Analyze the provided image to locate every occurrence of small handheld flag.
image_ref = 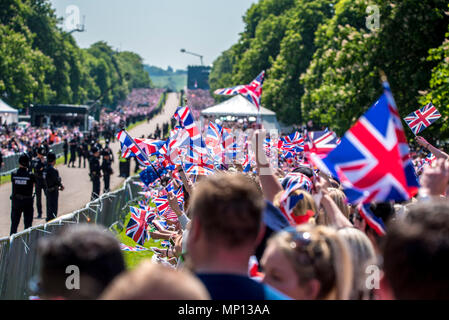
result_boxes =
[403,103,441,135]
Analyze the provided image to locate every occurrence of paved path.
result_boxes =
[0,92,180,236]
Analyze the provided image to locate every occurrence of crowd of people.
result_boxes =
[1,88,165,159]
[8,88,166,235]
[186,89,215,119]
[27,119,449,300]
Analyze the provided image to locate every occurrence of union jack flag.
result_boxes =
[417,152,436,173]
[134,138,165,156]
[206,121,223,146]
[214,71,265,110]
[312,81,419,204]
[281,132,304,149]
[174,106,208,154]
[117,130,151,166]
[183,163,215,176]
[278,173,314,225]
[306,130,339,158]
[120,243,150,252]
[403,103,441,135]
[357,204,386,236]
[153,187,183,220]
[126,206,154,245]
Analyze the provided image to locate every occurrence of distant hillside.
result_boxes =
[144,65,187,91]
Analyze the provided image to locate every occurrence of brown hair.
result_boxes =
[100,261,210,300]
[268,224,353,300]
[189,172,265,248]
[383,200,449,299]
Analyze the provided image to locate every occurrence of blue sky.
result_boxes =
[49,0,256,70]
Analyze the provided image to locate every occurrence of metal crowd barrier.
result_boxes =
[0,142,64,176]
[0,175,141,300]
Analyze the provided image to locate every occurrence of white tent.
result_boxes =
[0,99,18,124]
[200,95,280,130]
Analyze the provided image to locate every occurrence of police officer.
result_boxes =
[32,147,47,219]
[102,139,114,163]
[101,150,113,193]
[63,138,69,165]
[89,147,102,200]
[10,155,35,235]
[44,151,64,222]
[81,138,89,168]
[69,136,77,168]
[77,138,84,168]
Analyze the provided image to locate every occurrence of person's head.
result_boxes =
[187,173,265,271]
[362,202,395,252]
[382,200,449,299]
[316,188,350,226]
[337,227,377,300]
[273,189,317,225]
[47,152,56,165]
[37,224,125,299]
[261,224,353,300]
[292,166,314,179]
[101,261,210,300]
[37,146,46,158]
[19,154,30,168]
[328,188,350,218]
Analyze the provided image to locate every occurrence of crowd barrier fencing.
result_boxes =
[0,142,65,176]
[0,175,142,300]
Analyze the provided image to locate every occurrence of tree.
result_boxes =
[0,24,54,108]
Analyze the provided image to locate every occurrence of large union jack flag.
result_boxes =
[312,82,419,204]
[214,71,265,110]
[125,206,154,245]
[403,102,441,135]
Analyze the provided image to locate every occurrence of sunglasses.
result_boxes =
[282,227,325,265]
[283,227,312,246]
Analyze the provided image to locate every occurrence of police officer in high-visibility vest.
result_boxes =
[89,147,102,200]
[44,152,64,222]
[118,150,130,177]
[32,146,47,219]
[10,154,35,235]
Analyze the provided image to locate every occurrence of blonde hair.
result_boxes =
[337,227,377,300]
[328,188,350,219]
[268,224,353,300]
[273,189,317,222]
[315,188,350,226]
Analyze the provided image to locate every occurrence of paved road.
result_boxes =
[0,92,180,237]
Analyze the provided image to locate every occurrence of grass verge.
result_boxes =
[111,201,165,269]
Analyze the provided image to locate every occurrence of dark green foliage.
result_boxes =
[0,0,151,109]
[210,0,449,140]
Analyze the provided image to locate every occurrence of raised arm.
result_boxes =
[254,130,283,202]
[315,176,353,229]
[416,136,449,159]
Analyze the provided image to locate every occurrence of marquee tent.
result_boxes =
[200,95,280,130]
[0,99,18,124]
